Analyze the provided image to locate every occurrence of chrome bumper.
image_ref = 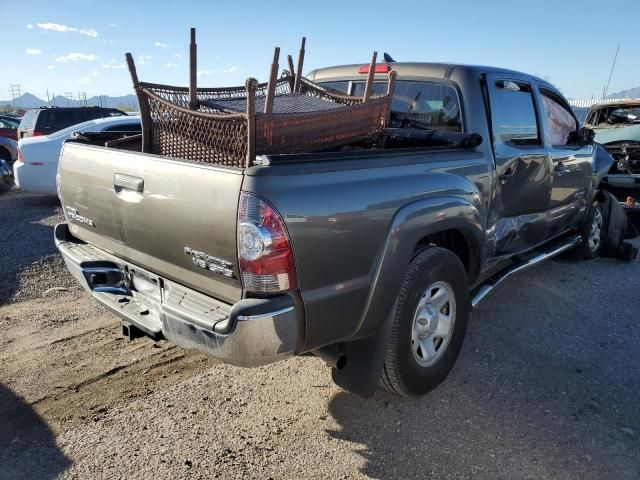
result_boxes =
[54,223,298,367]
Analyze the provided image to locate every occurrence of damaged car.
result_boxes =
[585,101,640,201]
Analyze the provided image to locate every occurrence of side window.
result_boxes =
[103,123,141,132]
[41,110,76,130]
[540,90,578,146]
[491,80,540,146]
[85,110,105,121]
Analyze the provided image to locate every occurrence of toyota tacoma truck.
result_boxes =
[55,62,609,398]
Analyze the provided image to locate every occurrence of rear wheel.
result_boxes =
[380,247,470,397]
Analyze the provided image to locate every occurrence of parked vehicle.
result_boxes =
[14,116,140,195]
[0,115,20,141]
[17,106,128,139]
[0,136,17,164]
[56,62,610,398]
[585,101,640,204]
[0,158,13,192]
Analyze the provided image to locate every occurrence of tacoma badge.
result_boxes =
[184,247,234,278]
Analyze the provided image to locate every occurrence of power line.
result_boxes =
[8,84,22,108]
[602,43,620,100]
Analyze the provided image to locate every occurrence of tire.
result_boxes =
[575,202,604,260]
[379,247,470,397]
[0,147,11,163]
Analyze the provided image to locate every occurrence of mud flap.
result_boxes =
[331,301,396,398]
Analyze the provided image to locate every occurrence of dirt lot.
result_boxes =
[0,190,639,479]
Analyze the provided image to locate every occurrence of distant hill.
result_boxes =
[606,86,640,99]
[0,92,138,109]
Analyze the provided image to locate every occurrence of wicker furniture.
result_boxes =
[126,30,396,168]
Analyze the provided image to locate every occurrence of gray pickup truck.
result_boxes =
[55,62,608,398]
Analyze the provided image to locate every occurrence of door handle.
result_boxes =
[114,173,144,192]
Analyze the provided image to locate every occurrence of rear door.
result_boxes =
[537,86,593,236]
[485,74,553,255]
[58,142,244,303]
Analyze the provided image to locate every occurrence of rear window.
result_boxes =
[38,109,77,130]
[319,80,462,132]
[0,117,19,128]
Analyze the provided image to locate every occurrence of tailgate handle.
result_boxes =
[114,173,144,192]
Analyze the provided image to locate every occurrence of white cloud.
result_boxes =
[27,24,34,29]
[47,65,55,70]
[102,62,125,69]
[173,53,182,59]
[137,54,152,65]
[79,28,98,38]
[222,66,237,73]
[36,22,98,38]
[109,23,122,28]
[197,69,213,77]
[55,53,98,63]
[164,63,179,68]
[75,70,99,85]
[26,48,42,55]
[154,41,168,48]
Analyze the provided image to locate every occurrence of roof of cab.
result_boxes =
[306,62,544,84]
[587,100,640,111]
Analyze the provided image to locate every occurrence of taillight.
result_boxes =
[238,192,297,293]
[33,131,44,137]
[16,146,23,164]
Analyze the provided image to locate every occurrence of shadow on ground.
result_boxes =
[0,191,61,303]
[0,384,72,479]
[327,255,640,479]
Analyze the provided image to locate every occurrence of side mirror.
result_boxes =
[578,126,595,146]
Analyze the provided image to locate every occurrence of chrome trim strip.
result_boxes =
[236,306,294,321]
[83,267,123,274]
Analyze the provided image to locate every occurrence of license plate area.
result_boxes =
[128,267,162,314]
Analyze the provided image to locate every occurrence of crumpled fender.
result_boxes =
[593,143,614,187]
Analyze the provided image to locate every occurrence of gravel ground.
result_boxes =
[0,189,638,479]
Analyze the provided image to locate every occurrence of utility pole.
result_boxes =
[64,92,74,106]
[8,84,22,108]
[77,91,87,106]
[602,43,620,100]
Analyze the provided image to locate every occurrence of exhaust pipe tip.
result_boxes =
[313,346,348,370]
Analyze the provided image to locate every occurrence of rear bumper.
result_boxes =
[54,223,298,367]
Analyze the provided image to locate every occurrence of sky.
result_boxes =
[1,0,639,101]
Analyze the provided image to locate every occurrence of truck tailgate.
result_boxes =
[58,142,243,304]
